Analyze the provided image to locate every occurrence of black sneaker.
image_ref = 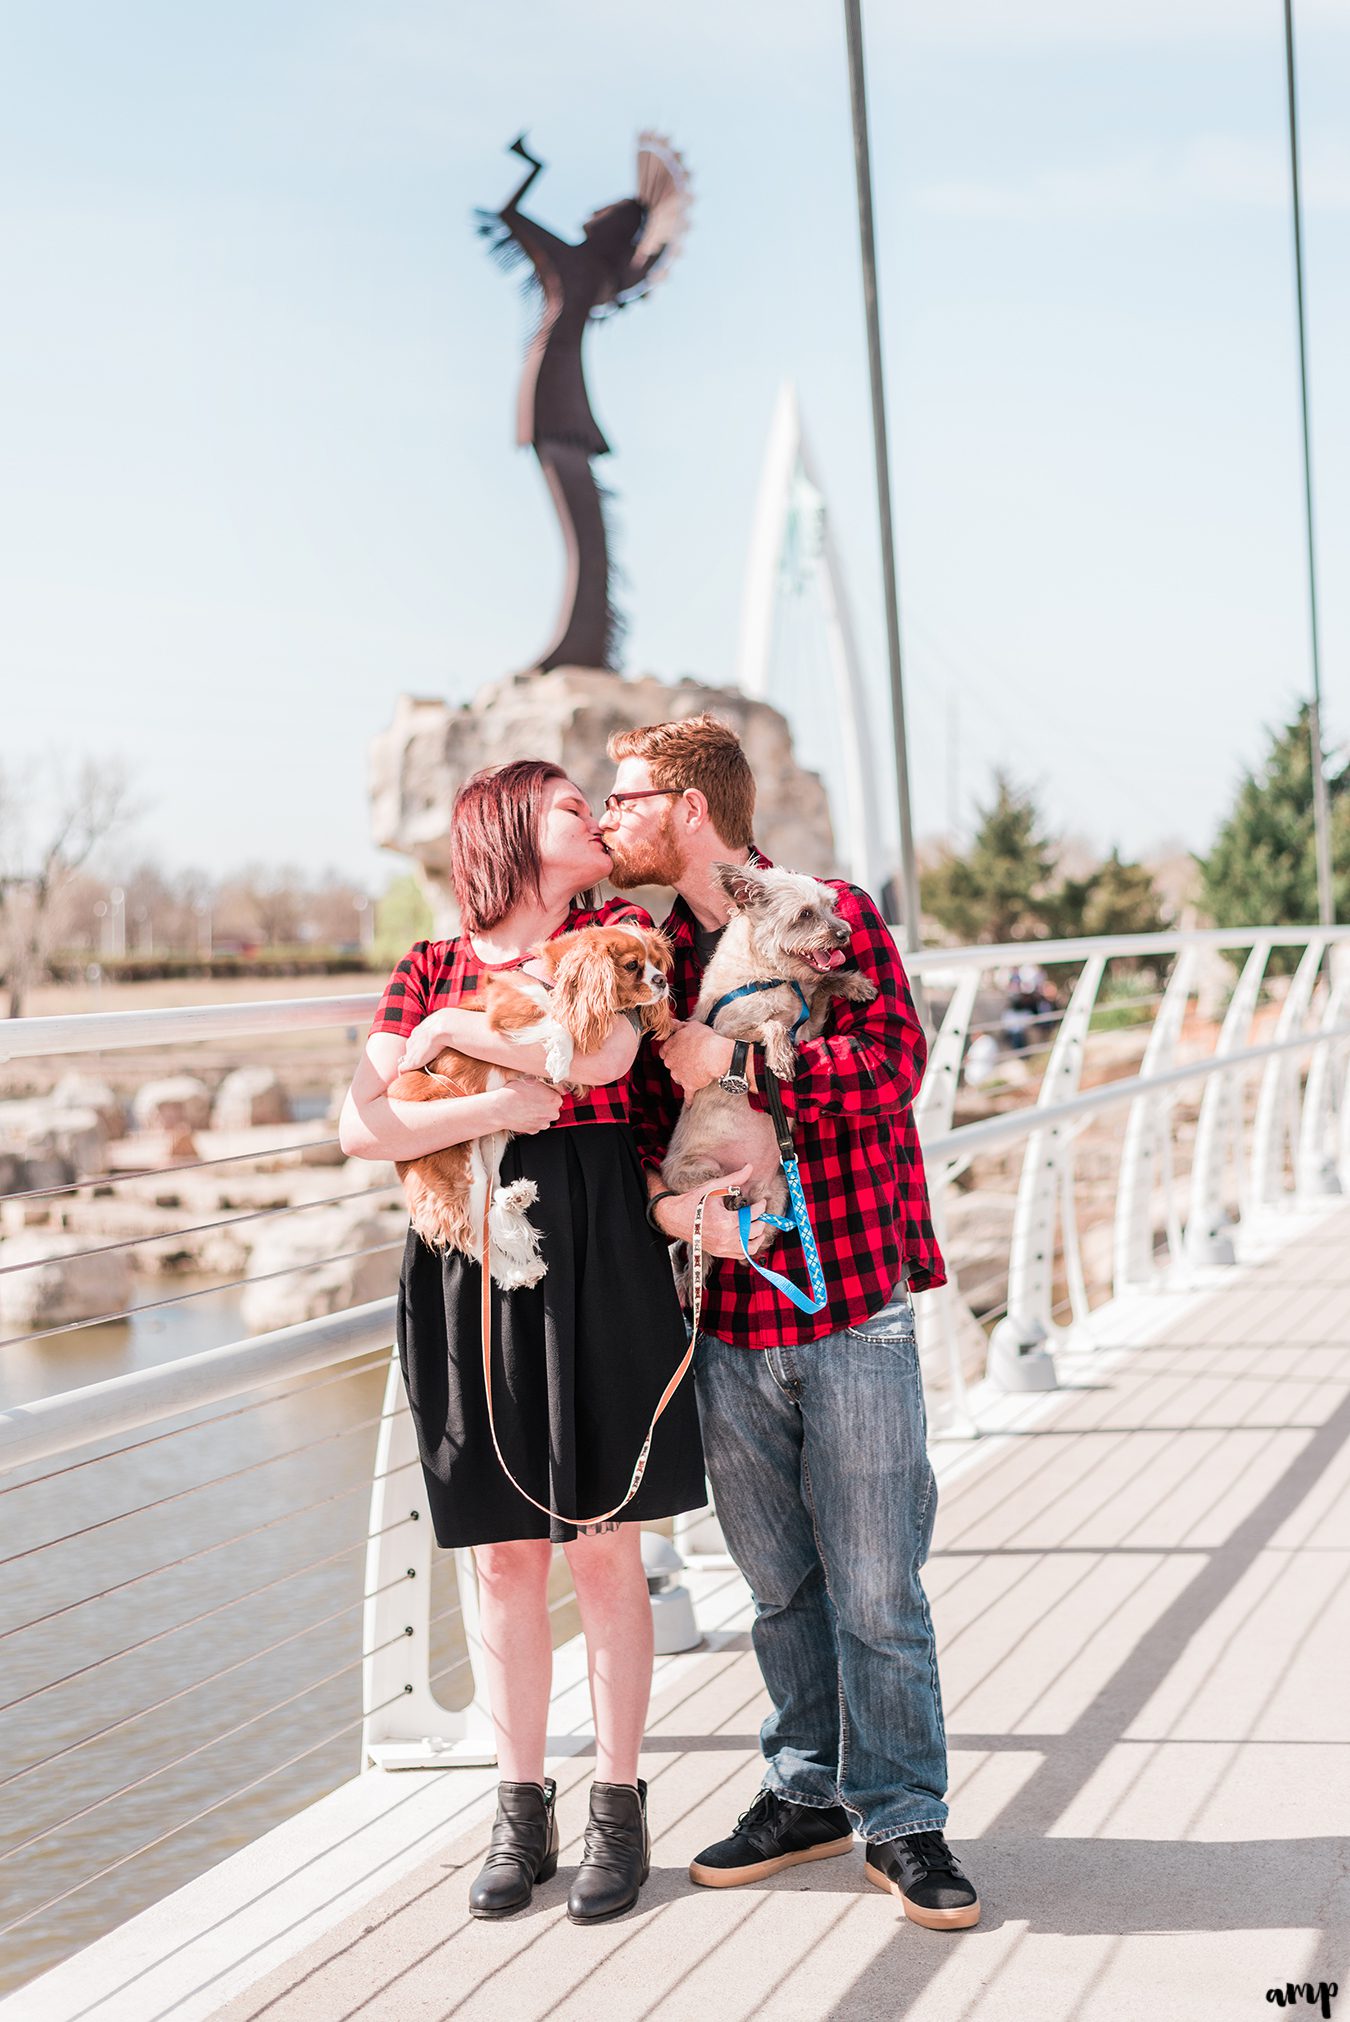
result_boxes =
[689,1789,853,1888]
[865,1830,980,1929]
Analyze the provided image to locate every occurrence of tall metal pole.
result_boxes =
[1283,0,1335,927]
[842,0,923,957]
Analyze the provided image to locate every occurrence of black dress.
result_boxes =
[396,1122,706,1548]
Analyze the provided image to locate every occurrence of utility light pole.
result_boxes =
[1283,0,1334,926]
[842,0,923,959]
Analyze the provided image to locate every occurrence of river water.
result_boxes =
[0,1277,478,1998]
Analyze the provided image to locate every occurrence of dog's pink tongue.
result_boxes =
[824,947,846,969]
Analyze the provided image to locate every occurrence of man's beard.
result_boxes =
[606,809,688,890]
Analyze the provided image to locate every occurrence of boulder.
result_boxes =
[240,1197,403,1334]
[370,670,837,929]
[211,1068,291,1132]
[0,1101,107,1181]
[0,1231,132,1328]
[132,1076,212,1133]
[52,1074,128,1139]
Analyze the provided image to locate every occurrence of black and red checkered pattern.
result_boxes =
[626,856,947,1349]
[369,898,654,1132]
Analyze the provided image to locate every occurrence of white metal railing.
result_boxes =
[0,994,379,1064]
[6,928,1350,1975]
[908,926,1350,1428]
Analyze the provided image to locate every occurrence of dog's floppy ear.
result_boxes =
[713,862,769,911]
[550,937,621,1055]
[642,926,675,975]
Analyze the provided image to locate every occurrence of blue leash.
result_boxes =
[736,1157,828,1314]
[736,1050,828,1316]
[703,976,825,1314]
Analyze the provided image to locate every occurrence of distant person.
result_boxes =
[340,762,705,1926]
[1001,961,1052,1052]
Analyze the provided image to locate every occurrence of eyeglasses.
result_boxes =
[602,788,683,814]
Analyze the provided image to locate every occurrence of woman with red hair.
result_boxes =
[341,761,706,1925]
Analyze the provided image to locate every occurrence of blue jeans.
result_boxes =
[695,1280,949,1842]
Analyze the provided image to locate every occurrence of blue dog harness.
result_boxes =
[705,976,811,1038]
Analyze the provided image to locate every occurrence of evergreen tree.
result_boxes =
[1198,702,1350,928]
[921,772,1059,944]
[1052,848,1166,940]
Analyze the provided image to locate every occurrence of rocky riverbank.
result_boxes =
[0,1066,404,1333]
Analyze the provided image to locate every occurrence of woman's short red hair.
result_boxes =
[451,761,567,934]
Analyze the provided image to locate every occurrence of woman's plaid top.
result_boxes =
[369,898,655,1131]
[627,862,947,1349]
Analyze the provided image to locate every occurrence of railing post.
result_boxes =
[1297,950,1350,1197]
[988,953,1105,1392]
[1113,947,1197,1295]
[1251,938,1327,1210]
[914,967,982,1438]
[1185,941,1270,1265]
[362,1350,496,1770]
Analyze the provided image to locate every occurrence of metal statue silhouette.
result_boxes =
[478,133,692,671]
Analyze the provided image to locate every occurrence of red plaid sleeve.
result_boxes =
[627,1035,682,1173]
[368,941,435,1039]
[748,887,925,1123]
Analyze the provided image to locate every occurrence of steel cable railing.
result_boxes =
[0,990,414,1977]
[0,1238,402,1354]
[0,1558,417,1794]
[0,1499,419,1717]
[0,1181,401,1279]
[0,1501,409,1654]
[0,1398,406,1571]
[0,1350,393,1501]
[0,1618,420,1869]
[0,1679,413,1941]
[0,1136,345,1210]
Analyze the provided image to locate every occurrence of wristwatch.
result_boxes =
[718,1039,751,1095]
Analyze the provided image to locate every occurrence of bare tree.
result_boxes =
[0,758,136,1016]
[216,865,309,949]
[306,869,374,949]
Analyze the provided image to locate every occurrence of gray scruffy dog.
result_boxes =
[661,862,877,1228]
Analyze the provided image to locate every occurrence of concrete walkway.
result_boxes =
[14,1204,1350,2021]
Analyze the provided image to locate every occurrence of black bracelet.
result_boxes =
[645,1188,679,1234]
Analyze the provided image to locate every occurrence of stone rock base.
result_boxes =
[370,668,837,929]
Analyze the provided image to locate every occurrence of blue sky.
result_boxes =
[3,0,1348,886]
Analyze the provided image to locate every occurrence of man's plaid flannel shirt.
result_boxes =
[626,856,946,1350]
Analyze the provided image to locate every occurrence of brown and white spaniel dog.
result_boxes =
[388,923,673,1284]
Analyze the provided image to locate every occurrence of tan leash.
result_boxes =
[478,1184,707,1529]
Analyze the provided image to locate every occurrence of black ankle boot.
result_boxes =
[468,1778,559,1918]
[567,1779,651,1924]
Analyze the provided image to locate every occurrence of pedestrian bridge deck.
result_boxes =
[8,1201,1349,2022]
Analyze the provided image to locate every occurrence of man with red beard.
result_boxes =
[600,712,980,1931]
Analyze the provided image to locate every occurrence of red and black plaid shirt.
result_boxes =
[369,898,656,1132]
[626,855,946,1349]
